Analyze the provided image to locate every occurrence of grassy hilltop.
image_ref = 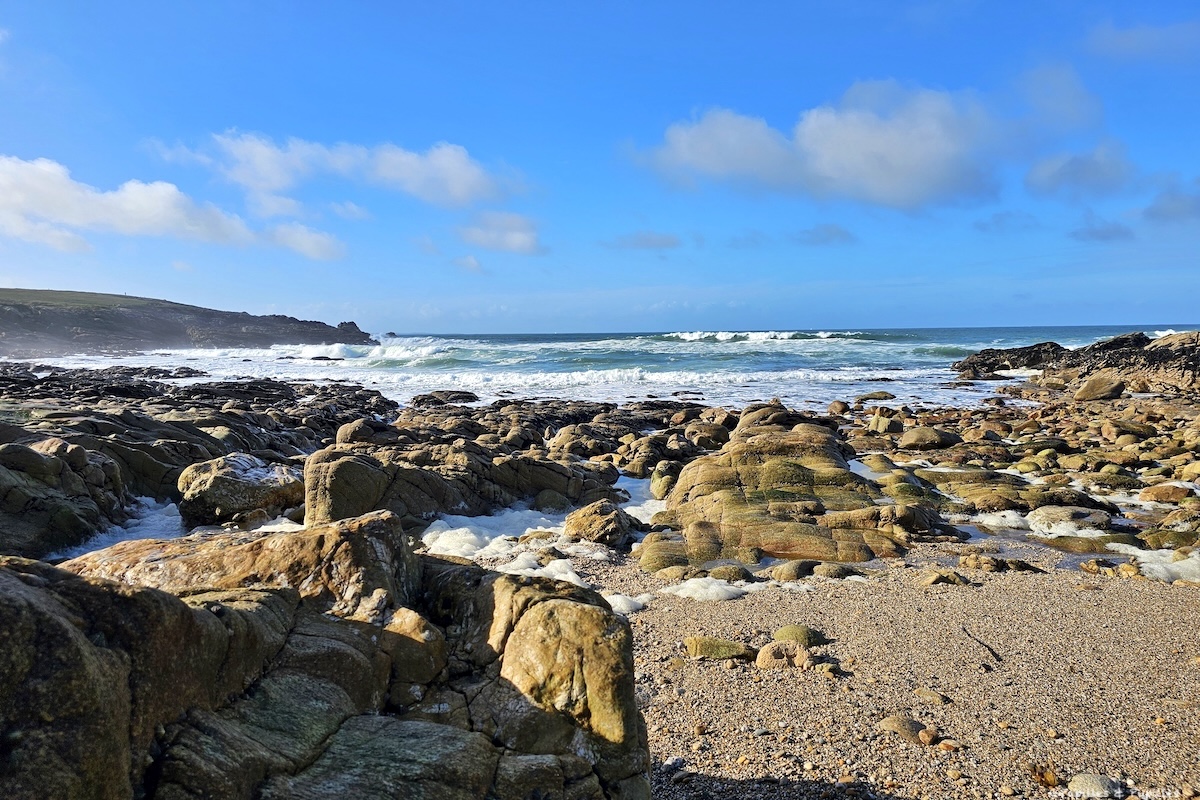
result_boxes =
[0,289,375,357]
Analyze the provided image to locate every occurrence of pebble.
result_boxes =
[1066,773,1124,798]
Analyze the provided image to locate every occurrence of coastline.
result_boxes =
[1,332,1198,799]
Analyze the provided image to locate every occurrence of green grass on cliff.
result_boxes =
[0,289,203,311]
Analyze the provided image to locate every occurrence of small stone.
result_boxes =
[1066,773,1124,798]
[1046,728,1061,739]
[920,568,971,586]
[918,727,939,746]
[914,686,951,705]
[997,720,1011,729]
[1000,786,1016,796]
[946,768,963,780]
[736,755,749,766]
[694,722,706,735]
[938,739,961,751]
[877,714,925,745]
[803,761,815,771]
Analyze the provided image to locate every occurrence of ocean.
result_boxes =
[40,324,1194,409]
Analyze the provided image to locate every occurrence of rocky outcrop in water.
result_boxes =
[954,330,1200,394]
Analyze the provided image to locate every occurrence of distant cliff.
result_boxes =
[0,289,376,356]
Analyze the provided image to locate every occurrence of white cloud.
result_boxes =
[414,235,440,255]
[0,154,341,260]
[0,28,10,45]
[330,200,371,220]
[604,230,681,249]
[650,80,999,210]
[370,142,499,206]
[0,155,253,251]
[1088,19,1200,61]
[269,222,345,260]
[1025,140,1134,197]
[1069,210,1134,242]
[1143,178,1200,222]
[453,255,482,272]
[791,224,857,246]
[1017,64,1102,134]
[458,211,543,254]
[163,131,503,216]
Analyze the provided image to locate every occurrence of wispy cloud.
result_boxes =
[973,210,1039,233]
[1069,210,1134,242]
[0,154,342,259]
[1143,177,1200,223]
[1025,139,1134,198]
[791,224,857,246]
[728,230,771,249]
[453,255,483,273]
[458,211,544,254]
[604,230,681,249]
[157,131,508,217]
[269,222,345,260]
[1088,19,1200,61]
[329,200,371,220]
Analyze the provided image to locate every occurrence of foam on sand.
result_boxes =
[603,592,655,616]
[497,556,590,588]
[658,577,747,601]
[1107,543,1200,583]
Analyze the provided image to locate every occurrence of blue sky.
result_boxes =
[1,2,1198,333]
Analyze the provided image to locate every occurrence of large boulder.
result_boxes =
[563,499,640,546]
[0,557,302,799]
[0,440,129,558]
[1073,376,1125,402]
[652,422,954,566]
[63,510,420,621]
[177,453,305,527]
[303,440,621,528]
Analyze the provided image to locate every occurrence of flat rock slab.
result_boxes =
[258,716,499,800]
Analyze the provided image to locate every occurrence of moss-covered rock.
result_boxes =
[683,636,755,660]
[773,624,829,647]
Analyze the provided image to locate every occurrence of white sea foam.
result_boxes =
[974,510,1031,531]
[658,577,747,601]
[604,592,654,615]
[49,497,186,561]
[618,476,664,525]
[1107,543,1200,583]
[421,506,565,559]
[498,557,590,588]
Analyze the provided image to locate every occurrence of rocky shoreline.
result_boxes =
[1,331,1199,799]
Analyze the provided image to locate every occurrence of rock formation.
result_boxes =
[954,330,1200,394]
[2,510,649,799]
